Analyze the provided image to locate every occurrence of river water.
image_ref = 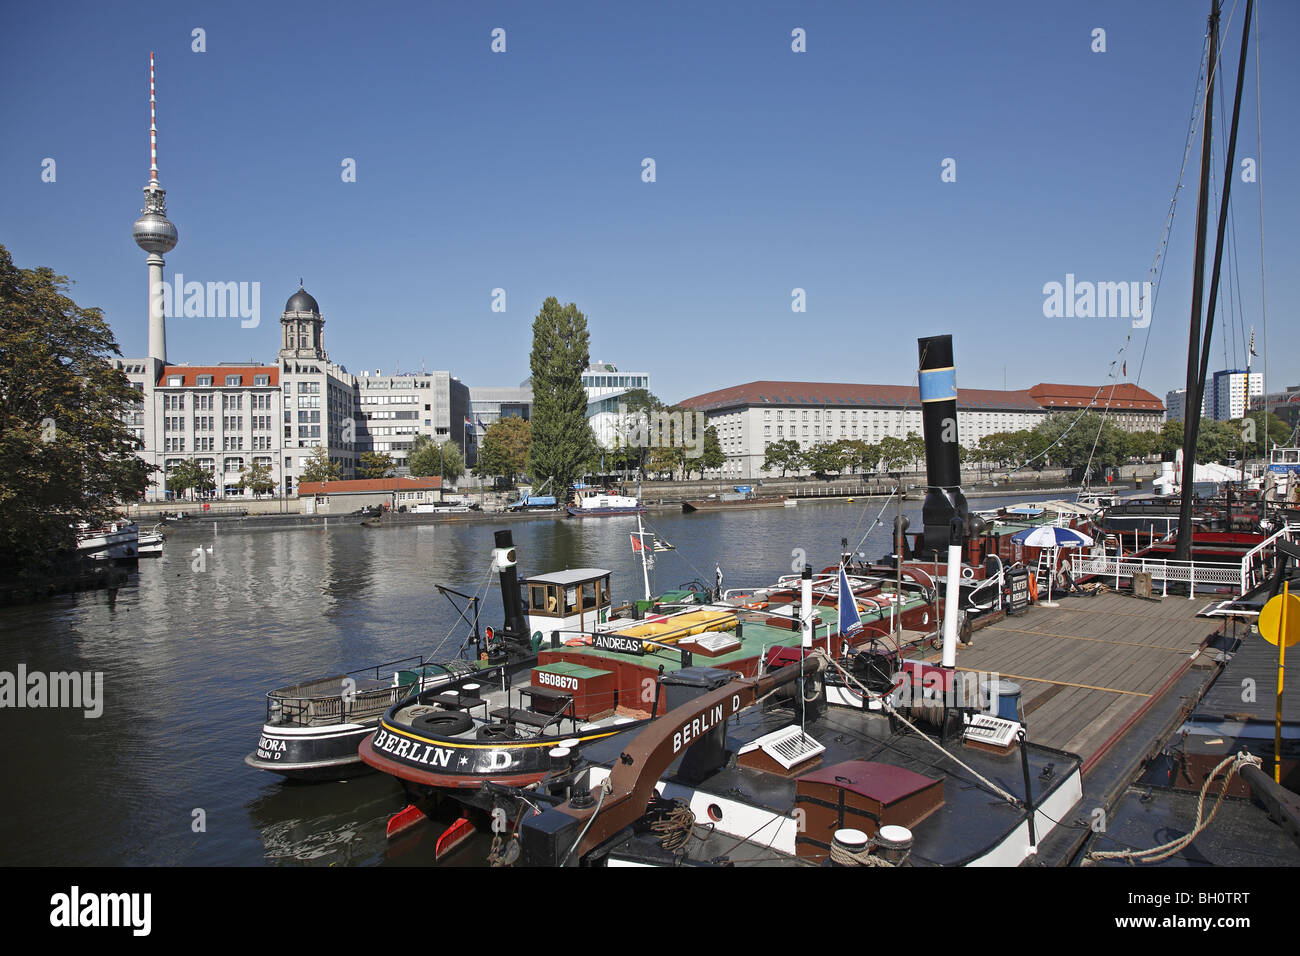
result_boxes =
[0,493,1030,866]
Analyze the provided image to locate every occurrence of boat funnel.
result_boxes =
[493,529,529,647]
[917,335,968,560]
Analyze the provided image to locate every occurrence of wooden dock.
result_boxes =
[937,592,1225,764]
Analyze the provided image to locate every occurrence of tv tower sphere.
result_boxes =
[133,205,178,254]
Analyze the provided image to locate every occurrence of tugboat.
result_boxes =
[359,527,945,844]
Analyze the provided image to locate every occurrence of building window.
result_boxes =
[167,376,182,386]
[197,375,213,387]
[254,375,269,386]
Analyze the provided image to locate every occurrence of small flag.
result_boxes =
[464,415,473,427]
[838,565,862,638]
[630,533,645,553]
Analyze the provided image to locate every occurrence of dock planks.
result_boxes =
[937,592,1221,762]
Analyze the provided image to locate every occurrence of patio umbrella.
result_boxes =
[1011,526,1095,605]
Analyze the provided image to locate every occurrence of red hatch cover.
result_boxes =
[797,760,941,807]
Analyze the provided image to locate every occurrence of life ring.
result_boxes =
[961,566,976,581]
[546,595,558,613]
[745,601,768,610]
[411,711,474,737]
[477,722,525,742]
[1027,575,1039,601]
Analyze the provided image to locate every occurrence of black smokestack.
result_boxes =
[494,529,528,644]
[917,335,968,560]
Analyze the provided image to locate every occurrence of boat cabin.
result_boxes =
[524,568,613,640]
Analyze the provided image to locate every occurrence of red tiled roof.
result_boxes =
[675,381,1044,413]
[1028,382,1164,412]
[297,476,442,496]
[158,365,279,387]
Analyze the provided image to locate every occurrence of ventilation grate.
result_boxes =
[963,713,1020,748]
[738,725,825,770]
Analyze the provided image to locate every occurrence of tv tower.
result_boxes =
[131,52,178,365]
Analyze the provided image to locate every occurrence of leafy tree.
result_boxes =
[475,416,531,480]
[604,388,664,477]
[804,441,846,477]
[166,459,199,500]
[526,297,597,497]
[357,450,395,479]
[1125,430,1162,461]
[1159,420,1184,459]
[190,462,216,498]
[761,438,803,477]
[1159,418,1249,464]
[692,425,726,478]
[877,435,912,471]
[839,439,878,474]
[438,440,466,483]
[645,445,680,478]
[902,433,926,471]
[974,431,1026,469]
[1196,419,1239,464]
[238,459,276,496]
[409,434,438,477]
[1030,412,1127,471]
[0,243,153,579]
[1238,410,1291,459]
[409,434,464,483]
[300,446,340,483]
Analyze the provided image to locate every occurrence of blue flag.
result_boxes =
[838,565,862,638]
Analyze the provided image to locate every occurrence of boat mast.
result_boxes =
[1176,0,1255,559]
[1174,0,1221,561]
[636,508,651,602]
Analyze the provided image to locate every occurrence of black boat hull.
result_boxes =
[245,722,377,782]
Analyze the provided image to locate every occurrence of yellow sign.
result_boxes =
[1260,592,1300,648]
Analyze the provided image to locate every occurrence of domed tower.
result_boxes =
[279,282,327,360]
[131,52,178,366]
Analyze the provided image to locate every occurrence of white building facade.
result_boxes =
[1211,370,1264,422]
[678,381,1048,481]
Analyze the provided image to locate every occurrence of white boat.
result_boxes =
[75,521,139,561]
[565,488,644,517]
[138,524,166,557]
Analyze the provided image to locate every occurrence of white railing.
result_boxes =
[1071,552,1241,599]
[1240,522,1300,594]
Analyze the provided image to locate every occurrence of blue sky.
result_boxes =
[2,0,1295,407]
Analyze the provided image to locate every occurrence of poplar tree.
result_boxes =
[526,297,596,496]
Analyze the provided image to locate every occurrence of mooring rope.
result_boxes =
[1085,751,1262,865]
[829,840,895,867]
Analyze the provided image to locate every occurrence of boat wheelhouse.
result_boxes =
[524,568,615,645]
